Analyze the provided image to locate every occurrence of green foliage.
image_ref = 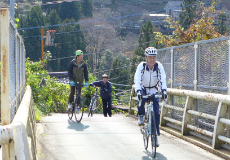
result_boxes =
[109,53,130,85]
[22,6,45,61]
[110,0,118,12]
[34,106,43,122]
[26,58,70,114]
[179,0,198,30]
[59,2,81,21]
[48,18,86,71]
[118,91,130,106]
[99,50,113,75]
[42,0,60,15]
[156,3,222,47]
[138,21,154,50]
[82,0,93,17]
[216,12,229,35]
[46,9,61,26]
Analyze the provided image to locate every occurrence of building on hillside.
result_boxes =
[148,13,174,35]
[164,1,183,21]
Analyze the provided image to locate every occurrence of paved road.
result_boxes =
[37,113,223,160]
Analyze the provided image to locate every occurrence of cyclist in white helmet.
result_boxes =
[134,47,167,147]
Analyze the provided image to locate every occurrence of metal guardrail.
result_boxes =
[0,86,37,160]
[129,85,230,156]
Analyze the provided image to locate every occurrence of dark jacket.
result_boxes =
[92,81,112,99]
[68,59,89,84]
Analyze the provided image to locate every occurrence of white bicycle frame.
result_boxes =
[139,94,162,136]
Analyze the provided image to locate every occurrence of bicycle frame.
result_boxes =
[68,82,84,122]
[88,85,99,117]
[139,94,162,158]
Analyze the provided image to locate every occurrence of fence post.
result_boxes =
[1,8,10,125]
[129,85,135,115]
[194,42,198,91]
[170,47,174,119]
[160,95,171,126]
[170,47,174,89]
[182,96,194,135]
[15,33,18,110]
[227,37,230,138]
[193,42,199,126]
[212,102,228,149]
[1,8,13,159]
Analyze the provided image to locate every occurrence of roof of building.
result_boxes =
[164,1,183,10]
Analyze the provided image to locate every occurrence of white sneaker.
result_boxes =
[68,104,72,109]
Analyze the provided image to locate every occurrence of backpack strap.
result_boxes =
[141,62,146,74]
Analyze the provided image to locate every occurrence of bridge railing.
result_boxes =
[1,8,36,160]
[1,8,26,124]
[130,86,230,155]
[0,86,36,160]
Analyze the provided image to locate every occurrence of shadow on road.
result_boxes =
[142,149,167,160]
[67,119,90,131]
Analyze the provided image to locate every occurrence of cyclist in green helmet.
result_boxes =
[68,50,89,109]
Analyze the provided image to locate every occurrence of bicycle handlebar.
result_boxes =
[141,94,162,99]
[69,82,84,87]
[138,94,162,107]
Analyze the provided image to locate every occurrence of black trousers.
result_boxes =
[68,86,82,105]
[102,97,112,117]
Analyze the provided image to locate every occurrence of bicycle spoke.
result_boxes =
[75,96,84,123]
[88,97,96,117]
[142,126,149,149]
[151,111,157,158]
[68,103,74,120]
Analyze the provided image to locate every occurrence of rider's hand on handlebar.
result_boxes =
[70,81,75,86]
[162,89,167,100]
[137,90,141,100]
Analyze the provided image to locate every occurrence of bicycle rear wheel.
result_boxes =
[68,102,74,120]
[88,97,96,117]
[151,111,157,158]
[75,95,84,123]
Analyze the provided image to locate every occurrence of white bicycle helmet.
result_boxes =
[144,47,157,56]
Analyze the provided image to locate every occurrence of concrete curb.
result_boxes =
[160,126,230,160]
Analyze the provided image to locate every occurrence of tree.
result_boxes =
[179,0,197,30]
[46,9,61,26]
[216,12,229,35]
[109,53,130,85]
[23,6,45,61]
[130,21,158,79]
[59,1,81,21]
[42,0,60,15]
[45,9,61,71]
[156,3,222,47]
[81,0,93,17]
[110,0,118,12]
[99,50,113,76]
[53,18,86,71]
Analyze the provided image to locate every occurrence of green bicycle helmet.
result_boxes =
[75,50,83,56]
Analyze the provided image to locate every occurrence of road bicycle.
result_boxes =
[88,84,99,117]
[139,94,163,158]
[68,82,84,123]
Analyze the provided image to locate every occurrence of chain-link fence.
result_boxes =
[157,36,230,142]
[0,9,26,123]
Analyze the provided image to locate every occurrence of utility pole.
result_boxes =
[41,26,44,61]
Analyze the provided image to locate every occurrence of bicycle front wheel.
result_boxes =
[142,125,149,149]
[68,102,74,120]
[151,111,157,158]
[88,97,96,117]
[74,95,84,123]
